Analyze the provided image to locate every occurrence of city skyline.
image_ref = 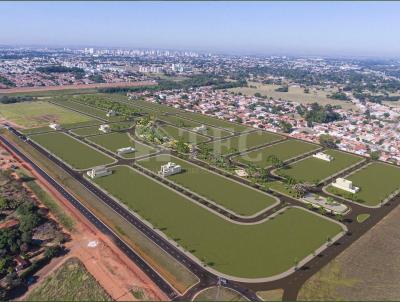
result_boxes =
[1,1,400,58]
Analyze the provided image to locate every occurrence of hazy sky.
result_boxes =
[1,1,399,57]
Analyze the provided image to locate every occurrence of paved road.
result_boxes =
[0,126,260,301]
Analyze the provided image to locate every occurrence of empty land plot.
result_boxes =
[137,154,276,216]
[31,132,114,169]
[277,149,363,184]
[93,165,343,279]
[0,101,92,128]
[26,257,111,301]
[206,131,283,155]
[87,132,155,158]
[327,162,400,206]
[159,124,208,144]
[235,140,320,168]
[61,119,103,129]
[52,99,122,121]
[228,82,356,111]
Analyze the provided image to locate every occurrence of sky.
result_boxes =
[0,1,399,58]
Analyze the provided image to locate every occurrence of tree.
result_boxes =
[267,155,284,168]
[319,134,338,149]
[175,139,190,154]
[279,121,293,133]
[369,150,381,161]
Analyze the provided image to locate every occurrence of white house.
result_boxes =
[87,166,112,179]
[99,124,111,133]
[332,178,360,194]
[117,146,135,155]
[159,162,182,177]
[49,123,61,130]
[193,124,207,133]
[106,110,117,117]
[313,152,334,162]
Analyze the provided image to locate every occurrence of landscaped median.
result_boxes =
[29,132,115,170]
[91,165,345,280]
[137,154,278,216]
[325,162,400,207]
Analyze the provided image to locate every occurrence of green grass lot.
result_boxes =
[26,257,111,301]
[60,119,103,129]
[267,181,298,199]
[277,149,363,184]
[20,126,55,135]
[0,101,92,128]
[235,139,320,168]
[194,287,246,301]
[87,132,155,158]
[131,99,252,132]
[70,121,134,137]
[93,165,342,278]
[229,82,356,111]
[137,154,276,216]
[205,131,283,155]
[52,99,123,121]
[327,162,400,206]
[70,125,104,137]
[31,132,114,169]
[159,124,209,144]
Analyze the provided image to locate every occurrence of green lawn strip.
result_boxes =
[87,132,155,158]
[159,124,208,144]
[25,257,111,301]
[357,214,370,223]
[194,287,246,301]
[0,101,92,128]
[21,126,56,135]
[235,140,320,168]
[31,132,115,169]
[137,154,276,216]
[277,149,363,184]
[327,162,400,206]
[93,166,343,278]
[206,131,283,155]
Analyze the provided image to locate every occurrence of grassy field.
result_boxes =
[194,287,246,301]
[235,139,320,168]
[205,131,283,155]
[87,132,155,158]
[31,132,115,169]
[277,149,363,184]
[70,126,104,136]
[0,101,92,128]
[159,124,208,144]
[257,289,284,301]
[25,257,111,301]
[229,82,356,110]
[137,154,277,216]
[93,165,342,278]
[2,131,198,294]
[52,99,122,121]
[327,162,400,206]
